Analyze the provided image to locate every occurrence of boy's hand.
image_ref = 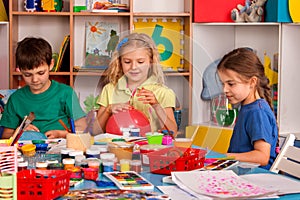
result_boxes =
[23,124,40,132]
[45,130,68,139]
[136,87,158,106]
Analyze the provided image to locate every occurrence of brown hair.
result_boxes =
[16,37,52,70]
[217,47,273,111]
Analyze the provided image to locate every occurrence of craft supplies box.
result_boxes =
[194,0,245,22]
[0,146,18,173]
[264,0,292,22]
[17,169,71,199]
[148,147,206,175]
[0,174,17,200]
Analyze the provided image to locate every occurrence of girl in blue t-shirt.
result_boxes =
[217,48,278,169]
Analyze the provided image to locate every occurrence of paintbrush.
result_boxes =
[10,112,35,146]
[9,115,27,146]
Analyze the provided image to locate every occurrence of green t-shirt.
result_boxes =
[98,75,176,132]
[0,80,86,133]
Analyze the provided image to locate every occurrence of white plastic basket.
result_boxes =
[0,146,18,173]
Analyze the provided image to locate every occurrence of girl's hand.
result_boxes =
[111,103,133,114]
[137,87,159,106]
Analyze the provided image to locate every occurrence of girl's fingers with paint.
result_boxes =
[111,103,133,113]
[137,88,158,106]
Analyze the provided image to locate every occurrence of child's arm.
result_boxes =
[152,104,178,136]
[226,139,271,166]
[1,127,14,139]
[137,88,177,136]
[45,117,87,138]
[93,105,111,135]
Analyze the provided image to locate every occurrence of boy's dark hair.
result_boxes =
[16,37,52,70]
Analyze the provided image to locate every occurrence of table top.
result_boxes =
[69,150,300,200]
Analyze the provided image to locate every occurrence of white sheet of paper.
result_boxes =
[240,173,300,195]
[171,170,277,199]
[157,186,212,200]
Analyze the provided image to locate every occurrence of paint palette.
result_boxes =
[203,159,239,170]
[103,171,154,190]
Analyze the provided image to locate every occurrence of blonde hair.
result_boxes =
[104,33,165,85]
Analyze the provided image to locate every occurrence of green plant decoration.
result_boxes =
[83,94,100,113]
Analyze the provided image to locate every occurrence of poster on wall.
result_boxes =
[84,21,120,70]
[133,17,184,71]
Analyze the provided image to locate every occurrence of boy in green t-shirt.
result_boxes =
[0,37,87,139]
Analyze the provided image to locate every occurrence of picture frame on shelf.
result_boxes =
[83,21,120,71]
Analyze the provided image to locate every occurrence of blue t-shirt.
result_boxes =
[228,99,278,170]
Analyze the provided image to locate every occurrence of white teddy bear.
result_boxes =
[231,0,267,22]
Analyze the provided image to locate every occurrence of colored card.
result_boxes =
[103,171,154,190]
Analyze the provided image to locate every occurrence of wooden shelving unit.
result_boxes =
[9,0,193,134]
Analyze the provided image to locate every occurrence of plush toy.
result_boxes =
[231,0,267,22]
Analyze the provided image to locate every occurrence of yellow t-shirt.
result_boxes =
[98,75,176,132]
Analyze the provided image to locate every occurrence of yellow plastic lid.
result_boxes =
[21,144,36,152]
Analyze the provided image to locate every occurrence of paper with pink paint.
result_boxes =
[171,170,277,199]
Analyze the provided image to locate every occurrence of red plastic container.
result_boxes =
[194,0,245,22]
[140,144,168,166]
[17,169,71,200]
[148,147,206,175]
[82,167,99,181]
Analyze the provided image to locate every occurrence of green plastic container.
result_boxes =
[146,133,163,145]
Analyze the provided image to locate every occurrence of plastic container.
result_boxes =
[0,174,16,200]
[35,143,48,151]
[130,128,140,137]
[75,154,86,166]
[63,158,75,170]
[18,161,28,171]
[162,135,173,145]
[69,150,84,159]
[100,152,115,161]
[130,160,142,173]
[88,159,101,169]
[0,146,18,173]
[82,168,98,181]
[86,148,100,159]
[36,162,48,170]
[148,147,206,175]
[146,132,163,144]
[17,170,71,200]
[140,144,167,166]
[102,160,114,172]
[32,140,45,144]
[119,159,130,172]
[47,163,64,170]
[69,166,83,179]
[60,148,73,162]
[107,142,134,161]
[21,144,36,157]
[173,138,193,148]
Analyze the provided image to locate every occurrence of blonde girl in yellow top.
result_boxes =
[93,33,177,136]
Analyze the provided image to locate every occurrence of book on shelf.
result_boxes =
[133,17,184,71]
[82,21,120,72]
[87,1,129,13]
[52,35,70,72]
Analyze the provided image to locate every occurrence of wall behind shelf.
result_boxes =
[0,22,9,89]
[192,23,280,125]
